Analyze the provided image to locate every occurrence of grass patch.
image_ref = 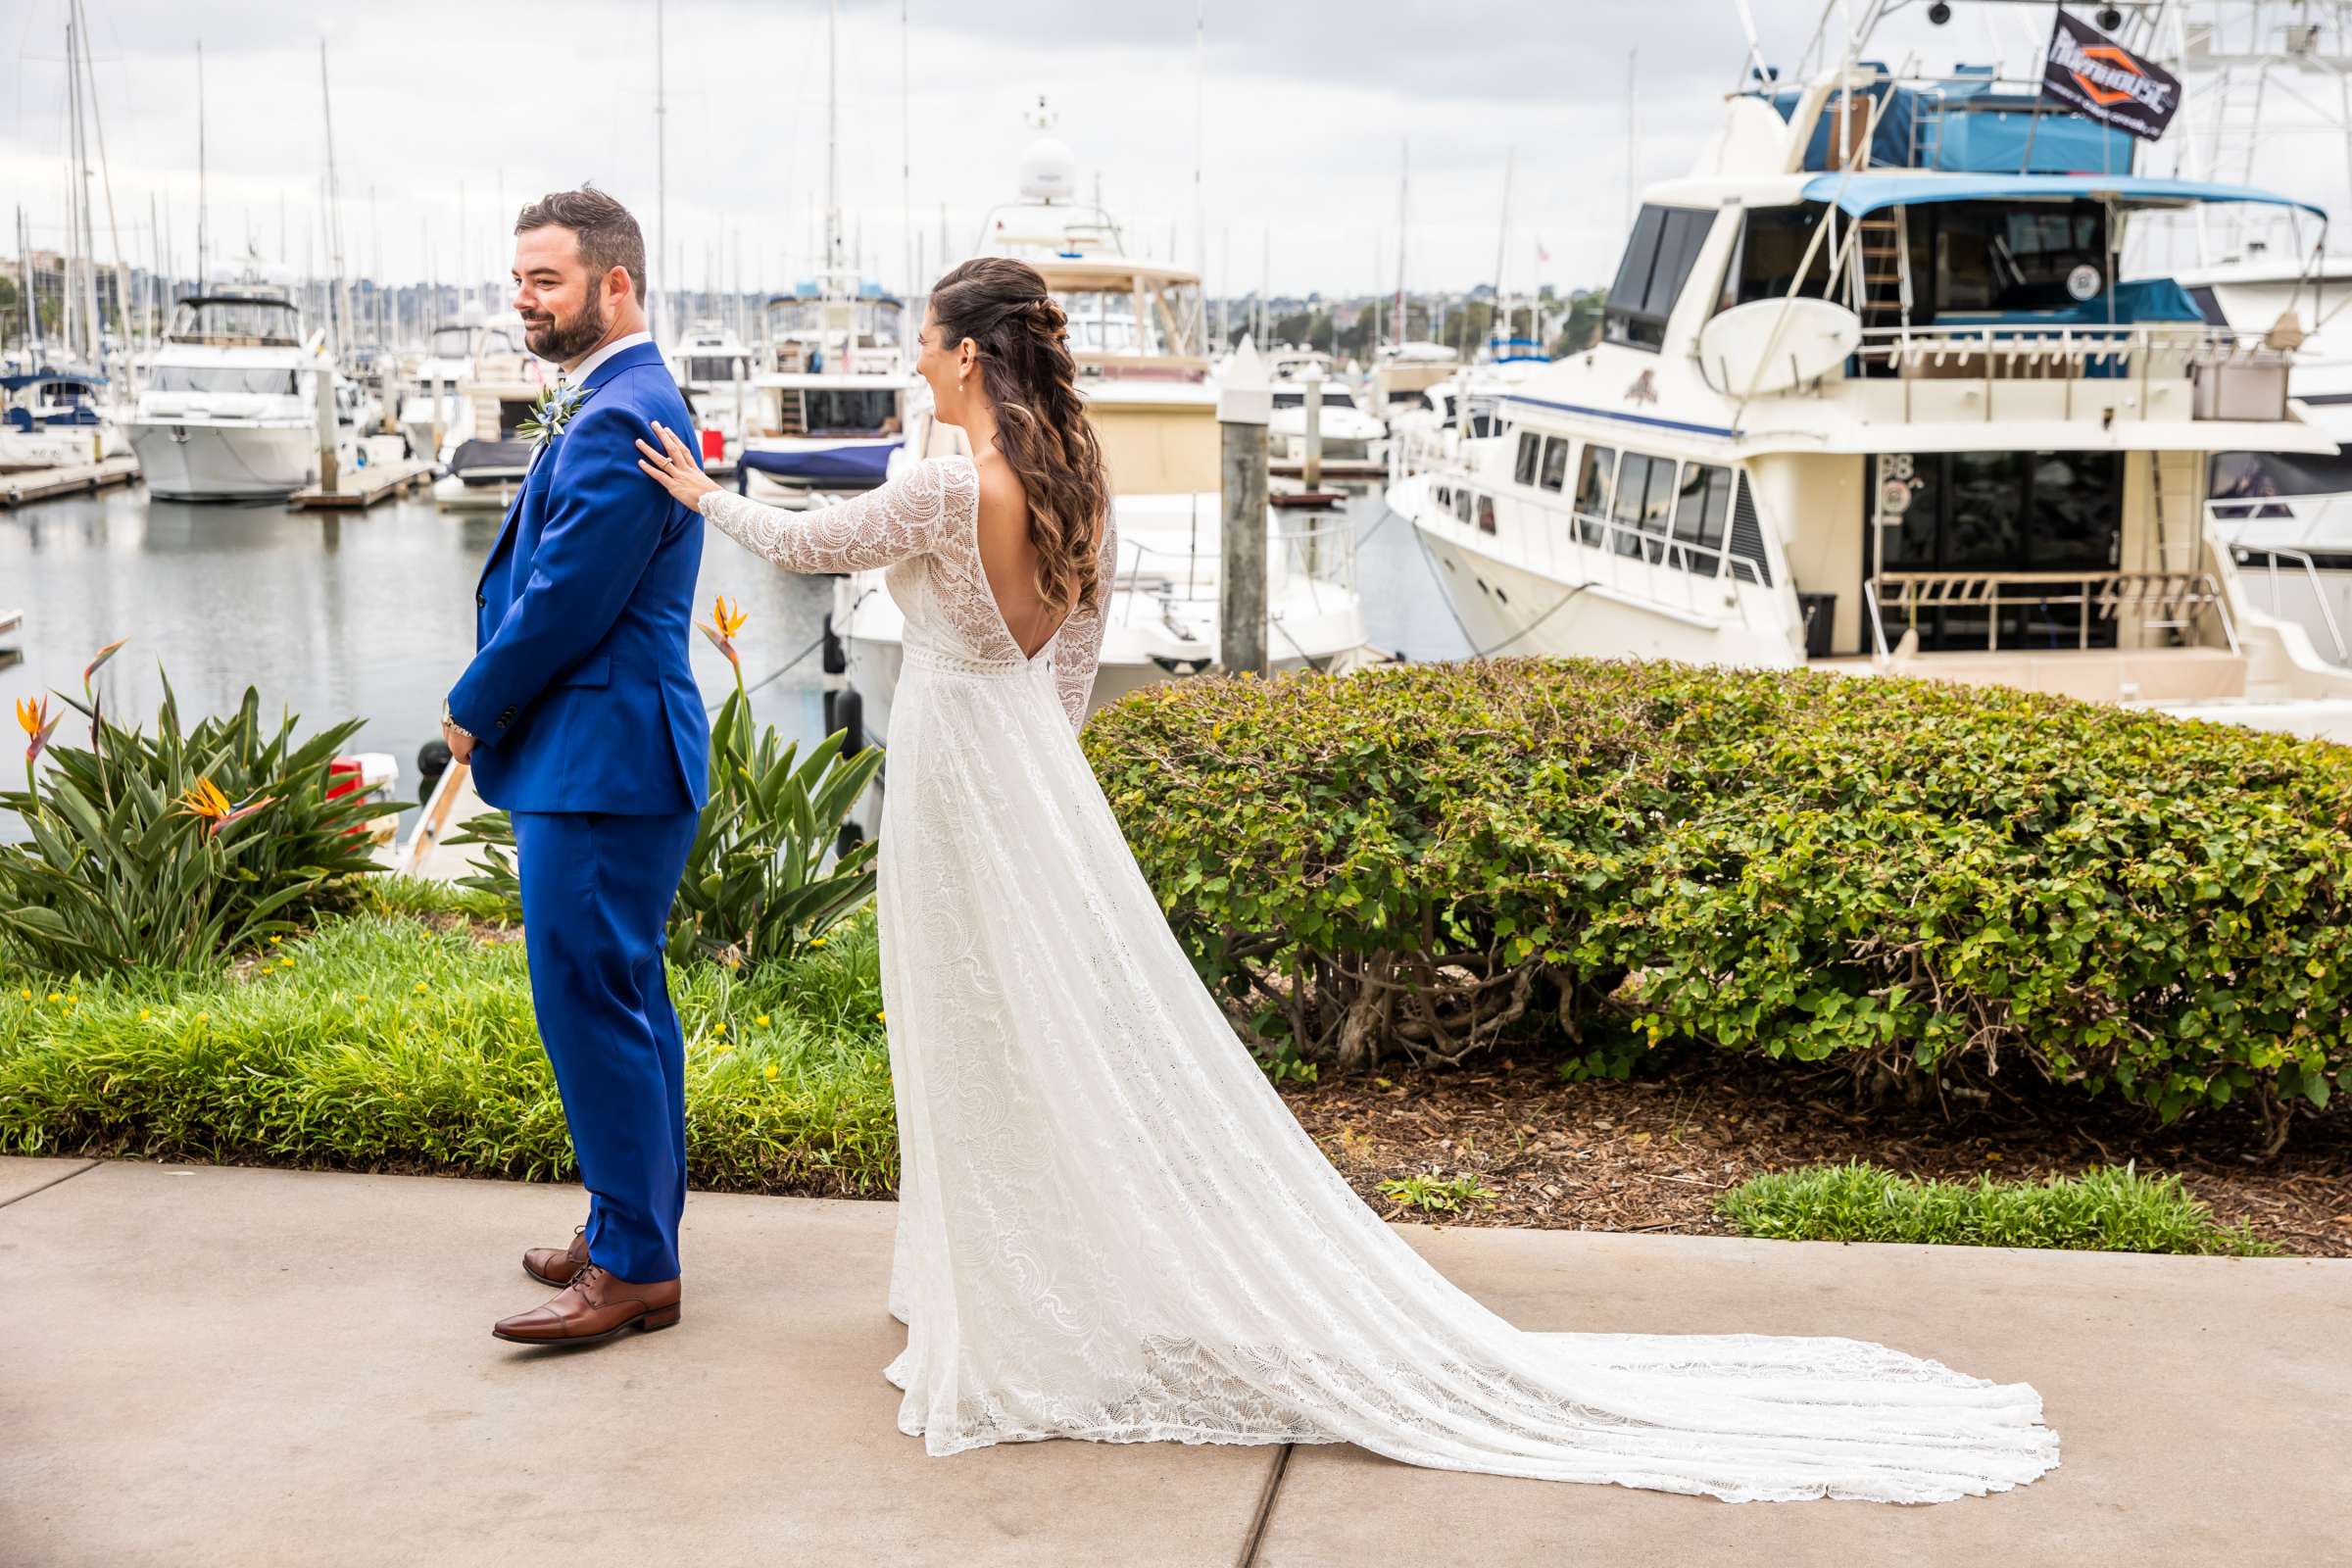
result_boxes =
[0,906,896,1196]
[359,873,517,926]
[1717,1160,2276,1255]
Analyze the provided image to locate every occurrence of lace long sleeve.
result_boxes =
[1053,510,1116,730]
[697,457,974,574]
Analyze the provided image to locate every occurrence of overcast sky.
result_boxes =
[7,1,2348,303]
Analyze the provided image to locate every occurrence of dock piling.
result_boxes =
[1218,337,1271,678]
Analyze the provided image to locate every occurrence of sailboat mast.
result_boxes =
[827,0,842,279]
[320,41,351,359]
[72,0,132,355]
[1490,147,1514,353]
[67,17,103,366]
[900,0,912,311]
[1392,139,1408,350]
[655,0,667,343]
[196,39,209,287]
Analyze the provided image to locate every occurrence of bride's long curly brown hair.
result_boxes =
[930,257,1111,619]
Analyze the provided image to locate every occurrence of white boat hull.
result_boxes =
[126,420,317,501]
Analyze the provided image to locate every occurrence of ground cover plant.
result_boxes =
[0,885,897,1196]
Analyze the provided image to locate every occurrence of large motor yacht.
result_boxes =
[124,280,339,502]
[1393,2,2352,742]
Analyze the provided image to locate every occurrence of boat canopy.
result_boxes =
[1798,172,2329,222]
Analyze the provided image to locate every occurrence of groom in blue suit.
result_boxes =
[441,186,709,1348]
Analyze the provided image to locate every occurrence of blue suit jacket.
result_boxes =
[448,339,710,816]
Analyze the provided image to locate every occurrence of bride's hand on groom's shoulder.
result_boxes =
[635,420,720,509]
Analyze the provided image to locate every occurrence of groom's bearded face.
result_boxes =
[513,228,610,364]
[519,273,608,364]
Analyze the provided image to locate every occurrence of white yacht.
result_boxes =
[1366,341,1462,422]
[125,283,336,502]
[399,316,535,461]
[1393,7,2352,743]
[737,281,918,502]
[0,368,125,470]
[825,108,1375,788]
[1268,371,1386,470]
[420,320,558,511]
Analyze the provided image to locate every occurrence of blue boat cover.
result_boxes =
[737,442,901,486]
[1798,172,2328,220]
[1759,76,2142,174]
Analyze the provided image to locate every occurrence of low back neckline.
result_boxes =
[947,451,1068,665]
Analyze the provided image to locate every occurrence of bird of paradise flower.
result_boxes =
[176,775,277,838]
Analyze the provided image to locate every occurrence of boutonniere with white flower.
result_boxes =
[517,381,596,453]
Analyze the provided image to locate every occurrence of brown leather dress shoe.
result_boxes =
[492,1264,682,1348]
[523,1224,590,1288]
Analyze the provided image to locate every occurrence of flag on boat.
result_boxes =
[1535,236,1550,265]
[2038,11,2181,141]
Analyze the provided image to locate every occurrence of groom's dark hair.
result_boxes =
[514,185,647,301]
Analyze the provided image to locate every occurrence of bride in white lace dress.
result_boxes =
[633,257,2058,1503]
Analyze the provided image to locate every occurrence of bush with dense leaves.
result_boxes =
[2,676,381,974]
[1081,660,2352,1149]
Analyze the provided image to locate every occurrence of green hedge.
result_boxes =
[1082,660,2352,1147]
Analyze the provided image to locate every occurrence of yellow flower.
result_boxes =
[413,982,428,994]
[762,1063,779,1081]
[808,937,826,950]
[714,1021,728,1036]
[270,936,283,945]
[194,1010,209,1022]
[876,1009,886,1023]
[355,993,368,1003]
[46,991,60,1003]
[66,993,76,1004]
[710,593,749,640]
[754,1013,771,1027]
[17,988,29,1002]
[138,1007,152,1021]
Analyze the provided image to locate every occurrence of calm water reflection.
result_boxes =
[1,479,1464,847]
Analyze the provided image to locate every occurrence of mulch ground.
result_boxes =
[1278,1049,2352,1257]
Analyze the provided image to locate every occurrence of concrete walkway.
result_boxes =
[3,1155,2344,1567]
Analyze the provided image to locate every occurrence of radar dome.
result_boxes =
[1018,136,1077,203]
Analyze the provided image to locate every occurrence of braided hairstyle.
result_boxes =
[929,257,1111,619]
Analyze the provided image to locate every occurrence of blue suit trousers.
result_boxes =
[513,808,702,1284]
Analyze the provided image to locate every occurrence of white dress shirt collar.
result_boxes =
[561,329,653,386]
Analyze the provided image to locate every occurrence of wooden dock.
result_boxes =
[0,457,142,509]
[288,458,437,511]
[0,605,20,671]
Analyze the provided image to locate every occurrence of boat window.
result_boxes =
[1729,203,1837,306]
[1477,495,1496,535]
[147,365,302,396]
[1272,390,1306,409]
[165,298,300,347]
[1670,463,1735,572]
[1514,432,1542,486]
[802,388,901,434]
[1540,436,1570,493]
[1435,485,1451,510]
[1605,205,1715,352]
[1611,453,1661,557]
[428,325,471,358]
[1575,444,1615,546]
[1929,201,2107,313]
[1455,487,1477,524]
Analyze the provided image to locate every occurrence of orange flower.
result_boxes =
[16,695,63,764]
[697,594,748,671]
[176,775,276,838]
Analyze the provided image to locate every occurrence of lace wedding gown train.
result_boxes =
[699,457,2059,1503]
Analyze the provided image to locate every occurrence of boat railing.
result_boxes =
[1106,510,1360,628]
[2227,542,2351,664]
[1863,569,2239,659]
[1830,322,2296,424]
[1563,505,1757,630]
